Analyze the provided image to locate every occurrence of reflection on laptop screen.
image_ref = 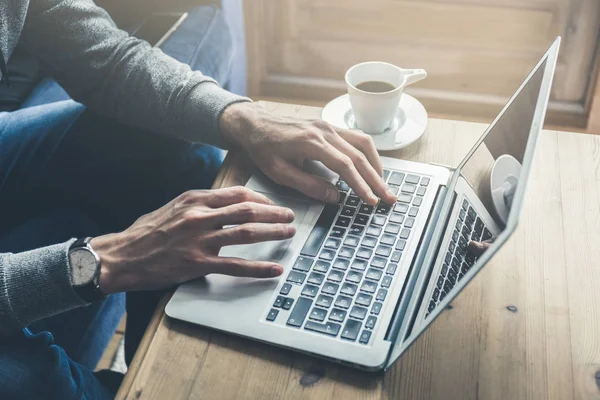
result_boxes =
[460,59,547,228]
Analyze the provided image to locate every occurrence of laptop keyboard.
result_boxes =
[265,168,431,345]
[425,198,493,318]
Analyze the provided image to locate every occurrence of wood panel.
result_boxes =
[246,0,600,129]
[116,102,600,400]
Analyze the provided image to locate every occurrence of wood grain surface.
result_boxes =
[117,102,600,400]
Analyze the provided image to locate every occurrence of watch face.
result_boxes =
[70,248,98,285]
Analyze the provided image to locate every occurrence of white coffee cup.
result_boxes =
[345,62,427,134]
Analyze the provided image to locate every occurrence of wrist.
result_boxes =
[219,101,258,148]
[90,234,124,294]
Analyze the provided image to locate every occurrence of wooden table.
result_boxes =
[117,102,600,400]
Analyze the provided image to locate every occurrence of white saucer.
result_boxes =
[321,93,428,151]
[490,154,522,225]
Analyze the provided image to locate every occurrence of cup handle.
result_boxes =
[402,69,427,86]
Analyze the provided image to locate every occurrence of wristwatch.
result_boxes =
[68,237,108,302]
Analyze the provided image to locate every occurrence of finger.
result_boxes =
[327,130,396,204]
[210,222,296,247]
[211,202,295,227]
[268,162,340,203]
[205,186,274,208]
[467,240,491,257]
[207,256,283,278]
[306,141,378,205]
[336,128,384,176]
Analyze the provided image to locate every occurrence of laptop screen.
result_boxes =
[459,58,547,227]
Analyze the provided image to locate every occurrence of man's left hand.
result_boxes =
[220,102,397,206]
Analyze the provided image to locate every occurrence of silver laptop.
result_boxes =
[166,38,560,371]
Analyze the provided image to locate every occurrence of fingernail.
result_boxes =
[386,189,397,201]
[271,265,283,276]
[326,188,339,203]
[286,209,295,220]
[286,225,297,236]
[368,193,378,205]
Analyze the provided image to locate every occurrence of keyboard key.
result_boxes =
[350,305,368,320]
[366,225,382,237]
[386,263,397,275]
[366,268,383,281]
[421,177,430,186]
[327,270,344,283]
[301,204,340,257]
[448,271,457,285]
[283,297,295,310]
[413,197,423,206]
[449,241,456,253]
[314,260,330,273]
[286,297,311,327]
[395,240,407,251]
[458,235,468,250]
[274,295,285,308]
[371,215,387,226]
[455,219,462,230]
[383,169,391,181]
[400,228,410,239]
[309,307,327,321]
[382,275,393,288]
[332,258,350,271]
[406,174,419,184]
[387,185,400,196]
[346,195,360,207]
[335,216,351,228]
[441,264,449,277]
[445,252,452,264]
[461,225,471,239]
[346,270,363,284]
[437,276,444,290]
[324,238,341,250]
[371,302,383,315]
[319,249,336,261]
[359,204,374,214]
[433,287,440,301]
[302,285,319,298]
[331,227,345,238]
[354,214,369,225]
[375,203,391,215]
[356,292,373,307]
[267,308,279,322]
[359,330,372,344]
[308,272,325,285]
[408,207,419,217]
[329,308,347,322]
[467,206,476,220]
[341,282,358,296]
[443,280,453,293]
[402,184,417,194]
[416,186,426,197]
[388,172,405,186]
[287,271,306,285]
[404,217,415,228]
[471,230,482,242]
[339,246,354,259]
[428,300,436,313]
[381,234,396,246]
[465,215,475,229]
[280,283,292,295]
[360,281,377,296]
[440,290,447,301]
[351,259,368,271]
[361,236,377,248]
[384,223,401,235]
[356,247,373,259]
[349,225,364,236]
[375,245,392,257]
[393,203,409,213]
[341,319,362,341]
[370,256,387,269]
[344,235,360,247]
[341,206,357,217]
[459,209,466,221]
[336,180,350,192]
[462,199,468,210]
[398,194,413,204]
[335,295,352,309]
[293,256,313,272]
[316,294,334,308]
[391,251,402,263]
[305,321,341,336]
[365,315,377,329]
[482,227,493,241]
[452,229,459,242]
[376,288,387,301]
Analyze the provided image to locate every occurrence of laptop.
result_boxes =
[166,38,560,371]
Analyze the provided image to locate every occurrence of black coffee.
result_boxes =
[355,80,396,93]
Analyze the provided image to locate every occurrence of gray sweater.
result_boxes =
[0,0,249,334]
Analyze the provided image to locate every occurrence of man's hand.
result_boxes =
[220,103,397,206]
[91,187,296,294]
[467,239,493,257]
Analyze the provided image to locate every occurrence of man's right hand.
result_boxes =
[90,186,296,294]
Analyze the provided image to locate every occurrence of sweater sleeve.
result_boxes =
[0,239,86,336]
[20,0,250,149]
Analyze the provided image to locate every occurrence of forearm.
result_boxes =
[22,0,249,149]
[0,240,86,337]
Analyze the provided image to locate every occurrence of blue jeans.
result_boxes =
[0,5,236,399]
